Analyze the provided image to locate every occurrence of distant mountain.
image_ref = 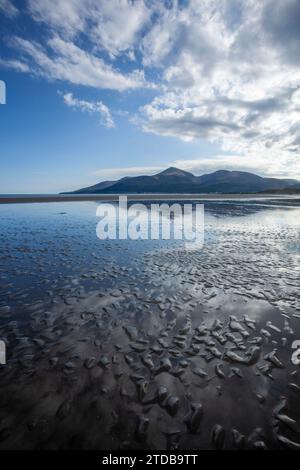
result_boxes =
[71,180,116,193]
[261,184,300,194]
[65,167,300,194]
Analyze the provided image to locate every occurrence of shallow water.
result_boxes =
[0,199,299,450]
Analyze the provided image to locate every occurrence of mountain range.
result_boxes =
[66,167,300,194]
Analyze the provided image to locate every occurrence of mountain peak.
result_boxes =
[157,166,194,177]
[69,166,300,194]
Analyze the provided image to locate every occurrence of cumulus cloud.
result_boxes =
[63,92,115,128]
[138,0,300,177]
[261,0,300,66]
[27,0,86,37]
[90,0,150,58]
[1,1,151,91]
[1,0,300,177]
[27,0,151,57]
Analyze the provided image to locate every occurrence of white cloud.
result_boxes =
[2,0,300,178]
[27,0,151,57]
[0,0,19,18]
[63,92,115,128]
[141,3,179,67]
[137,0,300,178]
[170,155,300,180]
[8,35,147,91]
[0,57,29,72]
[93,154,300,181]
[90,0,150,58]
[27,0,86,37]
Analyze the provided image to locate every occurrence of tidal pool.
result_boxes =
[0,199,299,449]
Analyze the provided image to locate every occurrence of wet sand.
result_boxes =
[0,200,299,450]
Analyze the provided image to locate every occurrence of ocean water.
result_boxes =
[0,198,299,449]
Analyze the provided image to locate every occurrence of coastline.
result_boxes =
[1,193,300,204]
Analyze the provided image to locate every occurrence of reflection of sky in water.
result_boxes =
[0,199,300,449]
[0,199,299,300]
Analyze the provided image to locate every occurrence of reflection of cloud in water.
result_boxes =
[0,198,299,449]
[206,205,300,228]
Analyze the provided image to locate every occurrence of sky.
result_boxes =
[0,0,300,193]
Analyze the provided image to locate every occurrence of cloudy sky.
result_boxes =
[1,0,300,192]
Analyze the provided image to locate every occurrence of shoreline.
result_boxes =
[1,193,300,204]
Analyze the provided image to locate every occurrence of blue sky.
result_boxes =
[1,0,300,193]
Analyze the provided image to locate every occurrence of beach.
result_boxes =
[1,193,300,204]
[0,198,299,449]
